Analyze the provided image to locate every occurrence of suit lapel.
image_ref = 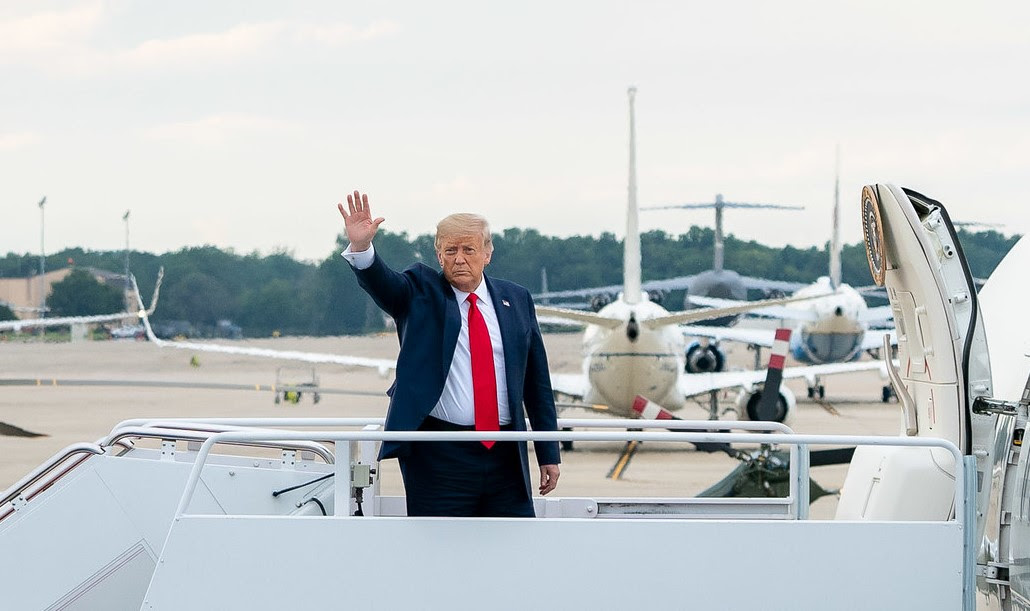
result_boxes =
[440,272,461,376]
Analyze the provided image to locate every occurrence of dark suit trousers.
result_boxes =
[398,416,535,518]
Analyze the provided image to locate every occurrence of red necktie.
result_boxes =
[467,293,499,448]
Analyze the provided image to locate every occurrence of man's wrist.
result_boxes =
[341,243,375,270]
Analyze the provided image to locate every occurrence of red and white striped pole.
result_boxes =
[755,328,791,420]
[631,395,677,420]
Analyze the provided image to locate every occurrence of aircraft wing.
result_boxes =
[549,372,589,401]
[643,292,821,329]
[683,295,820,322]
[677,360,886,398]
[534,306,623,329]
[681,324,777,348]
[1,311,143,332]
[133,277,397,375]
[859,305,894,325]
[535,274,804,301]
[860,328,896,352]
[536,315,585,328]
[0,268,164,333]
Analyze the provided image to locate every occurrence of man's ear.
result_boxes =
[483,249,492,266]
[436,250,445,268]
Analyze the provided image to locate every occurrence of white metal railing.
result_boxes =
[172,428,963,520]
[104,417,795,437]
[0,443,104,509]
[101,425,336,464]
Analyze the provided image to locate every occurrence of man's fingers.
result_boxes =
[539,465,560,495]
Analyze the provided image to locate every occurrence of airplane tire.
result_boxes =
[807,387,815,399]
[881,385,892,403]
[746,391,788,423]
[561,427,574,452]
[818,386,825,399]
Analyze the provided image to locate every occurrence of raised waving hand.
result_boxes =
[337,190,385,252]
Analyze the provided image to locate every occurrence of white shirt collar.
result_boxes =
[450,278,491,306]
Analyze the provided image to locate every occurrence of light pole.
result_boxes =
[38,196,46,329]
[123,210,131,313]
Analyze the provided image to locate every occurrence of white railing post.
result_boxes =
[794,444,810,520]
[962,456,977,611]
[335,442,352,517]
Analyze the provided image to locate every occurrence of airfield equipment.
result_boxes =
[274,366,321,405]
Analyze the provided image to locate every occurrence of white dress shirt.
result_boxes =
[342,244,510,425]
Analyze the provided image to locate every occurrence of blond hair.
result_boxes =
[435,213,493,253]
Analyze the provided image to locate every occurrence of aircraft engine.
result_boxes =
[735,385,796,424]
[647,289,666,305]
[684,342,726,374]
[589,294,612,312]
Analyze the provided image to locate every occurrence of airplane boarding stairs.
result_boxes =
[0,418,976,610]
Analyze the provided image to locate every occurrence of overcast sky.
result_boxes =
[2,1,1027,264]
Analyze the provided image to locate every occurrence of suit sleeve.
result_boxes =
[522,291,561,466]
[352,253,415,319]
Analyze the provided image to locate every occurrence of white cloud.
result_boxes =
[145,113,298,145]
[0,3,104,54]
[0,5,399,75]
[0,131,40,152]
[120,22,286,70]
[294,20,401,47]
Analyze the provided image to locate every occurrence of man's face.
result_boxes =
[437,233,492,293]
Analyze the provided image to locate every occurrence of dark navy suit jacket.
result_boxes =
[353,254,560,495]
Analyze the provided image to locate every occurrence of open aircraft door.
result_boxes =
[837,184,997,524]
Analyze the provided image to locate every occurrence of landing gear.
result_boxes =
[561,427,574,452]
[807,385,825,399]
[881,384,894,403]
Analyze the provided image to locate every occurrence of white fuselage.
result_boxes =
[789,277,868,364]
[580,293,686,416]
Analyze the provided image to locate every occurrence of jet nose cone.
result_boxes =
[626,313,639,342]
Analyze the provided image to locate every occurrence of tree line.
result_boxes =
[0,227,1019,337]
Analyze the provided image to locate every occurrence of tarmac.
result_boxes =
[0,331,901,519]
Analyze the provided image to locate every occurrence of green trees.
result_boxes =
[0,303,15,321]
[0,227,1019,336]
[47,270,123,316]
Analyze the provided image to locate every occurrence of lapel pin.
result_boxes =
[502,299,510,307]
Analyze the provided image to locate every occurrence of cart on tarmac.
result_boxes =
[273,366,321,405]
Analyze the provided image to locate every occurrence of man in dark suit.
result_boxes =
[337,190,560,517]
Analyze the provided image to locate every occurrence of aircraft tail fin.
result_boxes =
[624,87,642,305]
[144,267,164,315]
[829,147,842,289]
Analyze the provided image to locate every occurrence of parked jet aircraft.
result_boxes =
[678,169,896,399]
[534,88,885,424]
[0,269,164,334]
[135,89,883,428]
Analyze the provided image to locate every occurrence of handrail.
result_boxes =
[105,417,792,436]
[172,429,964,522]
[104,417,388,438]
[103,426,336,464]
[0,443,104,508]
